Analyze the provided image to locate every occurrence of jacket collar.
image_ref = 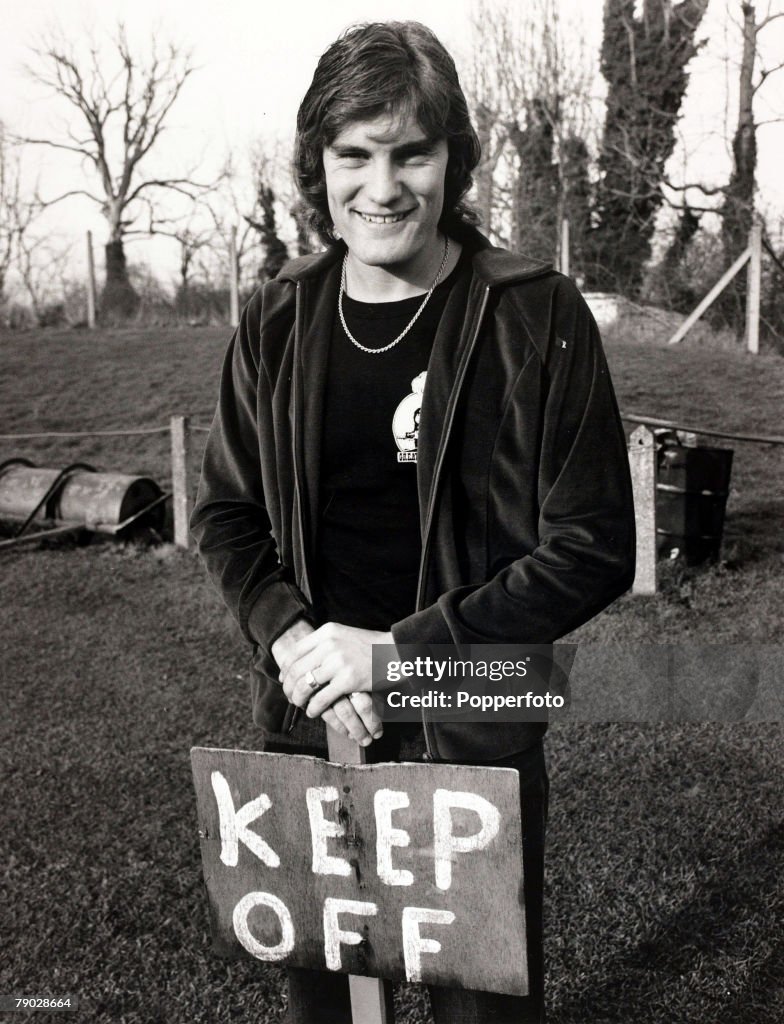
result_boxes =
[276,225,552,288]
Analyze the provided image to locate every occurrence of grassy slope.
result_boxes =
[1,323,782,1023]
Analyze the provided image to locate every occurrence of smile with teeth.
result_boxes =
[355,210,413,224]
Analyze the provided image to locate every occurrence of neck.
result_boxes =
[344,234,460,302]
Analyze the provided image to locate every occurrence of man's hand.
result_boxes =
[321,693,380,747]
[273,620,391,746]
[278,622,393,744]
[271,618,315,667]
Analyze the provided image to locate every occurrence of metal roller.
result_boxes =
[0,463,165,535]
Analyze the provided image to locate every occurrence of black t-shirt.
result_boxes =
[313,251,468,630]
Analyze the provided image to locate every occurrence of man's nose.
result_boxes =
[366,159,403,206]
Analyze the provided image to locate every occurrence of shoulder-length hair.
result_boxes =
[294,21,481,246]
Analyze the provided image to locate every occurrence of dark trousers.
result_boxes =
[268,734,549,1024]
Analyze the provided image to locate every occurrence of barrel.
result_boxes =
[656,443,734,564]
[0,466,164,533]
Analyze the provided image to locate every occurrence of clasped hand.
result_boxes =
[274,621,393,746]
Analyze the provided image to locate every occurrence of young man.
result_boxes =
[191,21,635,1024]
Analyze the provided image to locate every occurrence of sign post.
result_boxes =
[327,728,394,1023]
[191,745,527,1016]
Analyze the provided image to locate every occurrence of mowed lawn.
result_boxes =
[1,321,783,1023]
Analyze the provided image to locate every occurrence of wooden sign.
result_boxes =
[191,747,527,996]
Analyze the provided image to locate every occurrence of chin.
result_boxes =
[348,236,424,270]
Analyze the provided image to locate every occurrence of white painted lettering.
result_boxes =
[374,789,414,886]
[323,898,378,971]
[232,891,295,961]
[211,770,279,868]
[433,789,501,891]
[306,786,351,876]
[401,907,456,982]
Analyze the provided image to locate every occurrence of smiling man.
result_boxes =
[323,115,455,292]
[191,20,635,1024]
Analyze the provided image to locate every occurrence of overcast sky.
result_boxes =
[1,0,782,284]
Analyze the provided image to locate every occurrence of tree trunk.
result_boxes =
[718,2,758,330]
[721,2,757,259]
[474,102,496,232]
[176,242,192,318]
[100,237,139,321]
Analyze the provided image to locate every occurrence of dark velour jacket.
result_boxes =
[190,227,636,761]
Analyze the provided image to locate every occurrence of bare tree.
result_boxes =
[16,231,72,325]
[146,213,215,315]
[21,26,202,319]
[720,1,784,259]
[201,156,260,294]
[662,2,784,330]
[0,124,39,309]
[0,125,19,305]
[464,0,597,266]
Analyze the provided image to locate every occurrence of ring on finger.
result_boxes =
[305,668,322,693]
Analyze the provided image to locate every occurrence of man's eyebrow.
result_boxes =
[328,137,440,155]
[330,143,370,155]
[391,138,440,154]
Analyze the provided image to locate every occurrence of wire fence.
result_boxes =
[1,413,781,592]
[2,414,782,445]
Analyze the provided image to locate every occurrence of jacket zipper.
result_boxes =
[416,284,491,759]
[286,281,311,734]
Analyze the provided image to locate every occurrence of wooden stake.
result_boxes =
[667,246,751,345]
[326,726,395,1024]
[746,220,762,355]
[170,415,191,549]
[629,425,658,595]
[86,231,97,329]
[229,226,240,327]
[560,218,570,277]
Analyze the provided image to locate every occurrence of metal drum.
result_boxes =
[0,465,164,533]
[656,443,734,564]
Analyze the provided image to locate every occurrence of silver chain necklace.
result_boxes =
[339,237,450,355]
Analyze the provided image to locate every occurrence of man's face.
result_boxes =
[322,110,449,275]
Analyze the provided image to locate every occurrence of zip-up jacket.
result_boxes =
[191,228,636,761]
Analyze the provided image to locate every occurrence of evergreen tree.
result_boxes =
[245,178,289,282]
[586,0,709,296]
[509,97,559,256]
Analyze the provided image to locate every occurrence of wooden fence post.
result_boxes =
[746,220,762,355]
[170,415,191,549]
[667,246,751,345]
[629,425,658,595]
[229,226,240,327]
[86,231,97,329]
[327,726,395,1024]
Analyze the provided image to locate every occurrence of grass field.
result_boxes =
[1,320,783,1023]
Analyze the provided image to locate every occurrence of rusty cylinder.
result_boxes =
[0,466,164,532]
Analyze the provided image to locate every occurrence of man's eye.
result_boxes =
[400,150,434,164]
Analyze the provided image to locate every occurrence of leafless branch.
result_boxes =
[23,25,197,246]
[38,188,105,207]
[755,10,784,32]
[752,57,784,95]
[663,177,727,197]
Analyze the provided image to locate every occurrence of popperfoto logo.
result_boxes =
[371,644,572,722]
